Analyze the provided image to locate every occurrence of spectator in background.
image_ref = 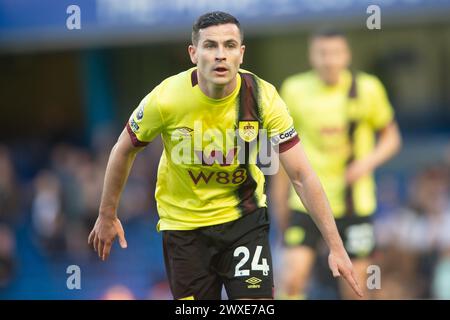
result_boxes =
[0,146,19,288]
[31,170,66,256]
[29,139,158,262]
[0,145,20,225]
[375,165,450,299]
[0,223,16,288]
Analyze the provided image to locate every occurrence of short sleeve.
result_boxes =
[261,83,299,153]
[126,85,164,146]
[366,76,394,130]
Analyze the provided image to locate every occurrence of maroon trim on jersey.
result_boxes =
[345,70,358,216]
[376,119,396,136]
[239,73,260,121]
[236,173,259,214]
[126,123,149,147]
[348,70,358,99]
[191,69,198,87]
[236,72,260,215]
[278,135,300,153]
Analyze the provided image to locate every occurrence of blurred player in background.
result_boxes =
[88,13,362,300]
[273,29,402,299]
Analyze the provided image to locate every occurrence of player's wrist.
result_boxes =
[329,246,349,261]
[326,236,346,253]
[98,205,118,219]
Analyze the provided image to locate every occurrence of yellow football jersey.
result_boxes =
[128,67,299,230]
[280,70,394,218]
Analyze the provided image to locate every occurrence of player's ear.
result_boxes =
[188,45,198,64]
[239,45,245,64]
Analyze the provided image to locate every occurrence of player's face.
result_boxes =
[189,23,245,87]
[309,36,351,85]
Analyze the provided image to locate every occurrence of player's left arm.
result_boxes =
[346,121,402,185]
[279,141,363,297]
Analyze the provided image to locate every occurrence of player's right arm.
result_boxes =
[279,141,363,297]
[88,128,145,261]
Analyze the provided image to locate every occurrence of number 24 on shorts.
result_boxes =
[233,245,269,277]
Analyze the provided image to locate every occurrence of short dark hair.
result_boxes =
[309,28,348,44]
[192,11,243,45]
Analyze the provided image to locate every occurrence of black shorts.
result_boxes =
[162,208,274,300]
[283,211,376,259]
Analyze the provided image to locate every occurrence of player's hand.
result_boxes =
[345,159,374,185]
[328,249,363,298]
[88,215,128,261]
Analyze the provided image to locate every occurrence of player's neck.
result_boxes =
[198,74,237,100]
[318,70,345,87]
[320,76,339,87]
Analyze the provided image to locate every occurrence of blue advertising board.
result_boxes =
[1,0,449,49]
